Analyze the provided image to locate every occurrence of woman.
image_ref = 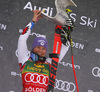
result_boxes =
[17,10,70,92]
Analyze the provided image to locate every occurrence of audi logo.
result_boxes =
[25,73,49,86]
[55,79,76,92]
[92,67,100,77]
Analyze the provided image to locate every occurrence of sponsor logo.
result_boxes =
[72,41,84,50]
[59,61,80,69]
[27,66,49,74]
[0,46,3,50]
[11,71,21,77]
[40,42,45,46]
[24,73,49,86]
[19,29,23,33]
[30,32,46,38]
[70,13,97,28]
[88,90,99,92]
[34,64,44,68]
[95,48,100,53]
[19,29,46,38]
[23,2,53,17]
[0,23,7,30]
[92,67,100,77]
[55,79,76,92]
[25,87,46,92]
[38,40,46,46]
[23,2,98,29]
[88,90,93,92]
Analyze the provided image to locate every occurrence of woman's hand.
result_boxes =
[32,10,42,22]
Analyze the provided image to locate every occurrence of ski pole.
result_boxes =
[69,28,79,92]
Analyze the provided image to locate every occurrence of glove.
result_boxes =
[60,30,68,46]
[61,23,74,46]
[66,18,75,28]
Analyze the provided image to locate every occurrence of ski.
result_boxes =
[48,25,63,92]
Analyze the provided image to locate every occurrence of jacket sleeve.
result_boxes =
[46,43,70,64]
[59,43,70,62]
[17,21,35,65]
[46,25,70,64]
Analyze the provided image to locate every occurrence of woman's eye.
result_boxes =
[42,47,46,51]
[37,46,40,49]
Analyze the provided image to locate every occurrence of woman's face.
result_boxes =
[33,46,46,57]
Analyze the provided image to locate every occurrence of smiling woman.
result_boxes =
[17,10,70,92]
[33,46,47,57]
[32,37,48,57]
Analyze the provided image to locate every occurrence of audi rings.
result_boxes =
[92,67,100,77]
[55,79,76,92]
[24,73,49,86]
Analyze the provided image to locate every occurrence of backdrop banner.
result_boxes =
[0,0,100,92]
